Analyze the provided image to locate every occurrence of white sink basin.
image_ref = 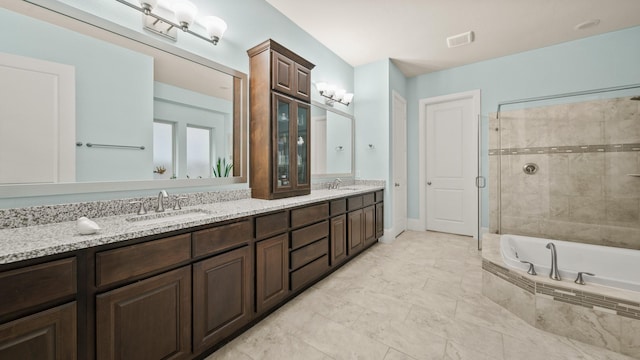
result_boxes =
[126,209,211,227]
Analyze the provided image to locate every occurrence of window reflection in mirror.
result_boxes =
[152,121,175,180]
[186,126,213,179]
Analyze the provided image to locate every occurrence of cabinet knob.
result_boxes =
[394,183,400,187]
[427,181,432,186]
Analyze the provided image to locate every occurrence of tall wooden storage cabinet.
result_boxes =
[248,39,315,199]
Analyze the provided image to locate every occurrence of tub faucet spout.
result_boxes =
[546,242,561,281]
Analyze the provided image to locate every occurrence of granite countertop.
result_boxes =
[0,186,383,265]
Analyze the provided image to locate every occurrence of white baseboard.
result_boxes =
[407,218,423,231]
[379,228,395,243]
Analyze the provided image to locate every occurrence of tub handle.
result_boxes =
[520,260,537,276]
[574,272,595,285]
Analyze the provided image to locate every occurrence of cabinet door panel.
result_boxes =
[364,205,376,246]
[347,209,363,255]
[96,267,191,360]
[330,215,347,265]
[193,246,251,352]
[296,102,310,187]
[255,234,289,314]
[272,51,295,96]
[273,95,294,193]
[294,63,311,102]
[0,302,76,360]
[376,202,384,238]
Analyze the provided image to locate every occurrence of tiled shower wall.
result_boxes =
[489,97,640,250]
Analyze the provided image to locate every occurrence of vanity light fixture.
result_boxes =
[115,0,227,45]
[316,82,354,106]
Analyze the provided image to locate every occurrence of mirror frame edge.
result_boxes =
[0,0,248,198]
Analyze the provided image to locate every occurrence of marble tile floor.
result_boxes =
[206,231,637,360]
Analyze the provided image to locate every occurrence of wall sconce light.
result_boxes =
[116,0,227,45]
[316,82,354,106]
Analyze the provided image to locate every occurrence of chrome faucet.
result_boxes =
[156,190,168,212]
[329,178,342,190]
[545,242,561,280]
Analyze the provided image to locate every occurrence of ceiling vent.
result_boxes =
[447,31,474,48]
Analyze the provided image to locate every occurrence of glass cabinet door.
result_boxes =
[296,103,310,185]
[275,97,291,189]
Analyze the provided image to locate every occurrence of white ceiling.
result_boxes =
[265,0,640,77]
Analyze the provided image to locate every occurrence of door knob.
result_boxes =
[394,183,400,187]
[427,181,432,186]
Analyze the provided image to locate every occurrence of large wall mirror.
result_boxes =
[0,0,247,198]
[310,101,354,178]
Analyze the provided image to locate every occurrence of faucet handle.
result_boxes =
[173,196,188,210]
[575,272,595,285]
[129,201,147,215]
[519,260,537,276]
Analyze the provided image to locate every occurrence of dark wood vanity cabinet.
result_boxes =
[96,266,191,360]
[193,246,252,353]
[255,234,289,314]
[347,209,364,255]
[0,190,383,360]
[0,302,77,360]
[0,257,77,360]
[248,39,315,199]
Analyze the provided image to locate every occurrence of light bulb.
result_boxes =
[201,16,227,44]
[139,0,158,14]
[342,93,354,105]
[334,89,346,101]
[171,0,198,30]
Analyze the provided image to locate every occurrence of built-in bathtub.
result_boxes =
[500,234,640,292]
[481,233,640,358]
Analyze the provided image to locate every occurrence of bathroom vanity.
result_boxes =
[0,187,383,360]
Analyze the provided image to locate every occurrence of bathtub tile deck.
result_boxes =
[205,231,636,360]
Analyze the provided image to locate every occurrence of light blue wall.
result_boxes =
[406,26,640,225]
[55,0,355,115]
[1,0,354,208]
[0,7,154,183]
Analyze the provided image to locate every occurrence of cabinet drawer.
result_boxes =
[375,190,384,202]
[290,238,328,270]
[291,203,329,228]
[290,255,329,292]
[363,193,375,206]
[330,199,346,215]
[96,234,191,287]
[255,211,288,240]
[291,220,329,250]
[193,220,252,258]
[0,257,76,317]
[347,196,363,210]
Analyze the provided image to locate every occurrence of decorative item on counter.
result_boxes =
[77,216,101,235]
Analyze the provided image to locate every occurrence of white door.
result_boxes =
[392,92,407,237]
[0,52,75,184]
[423,92,478,237]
